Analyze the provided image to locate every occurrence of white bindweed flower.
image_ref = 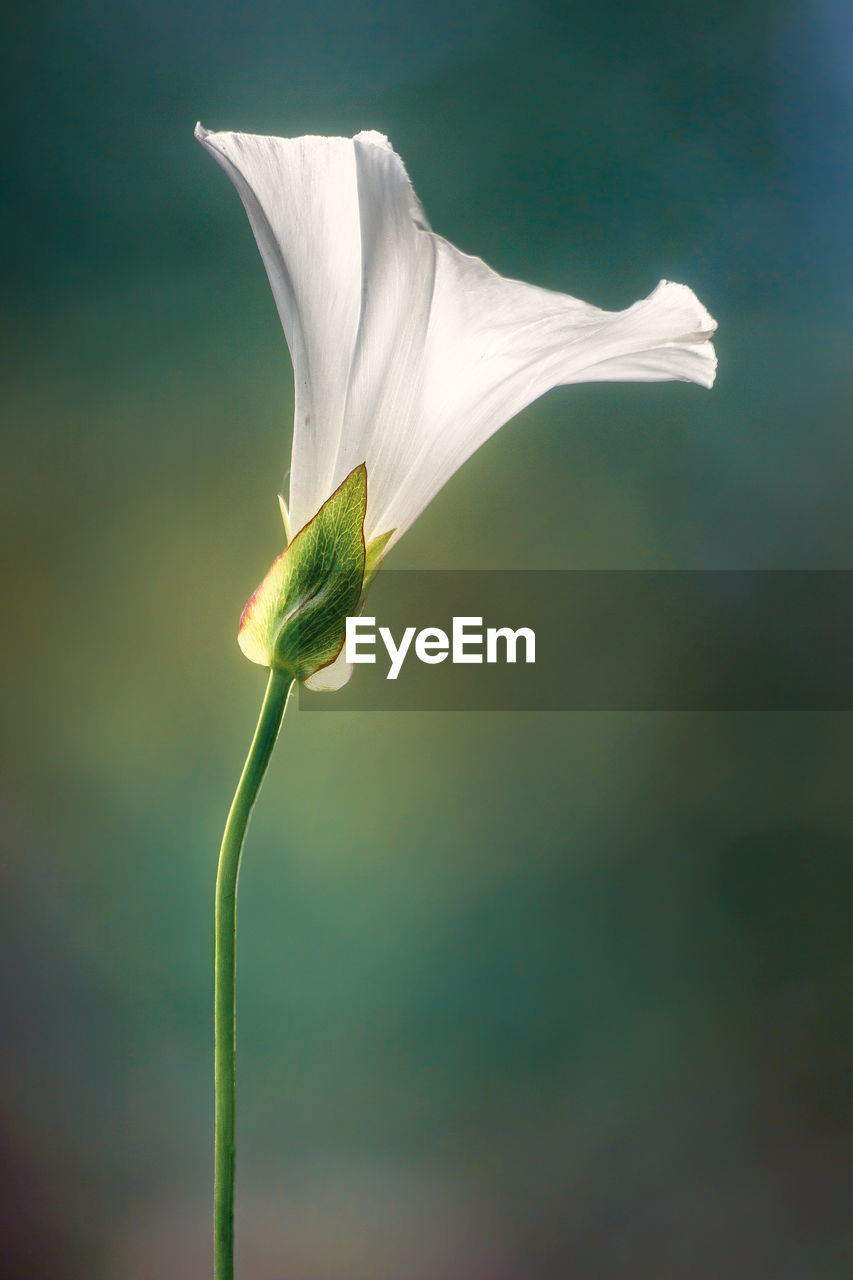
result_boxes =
[196,124,716,688]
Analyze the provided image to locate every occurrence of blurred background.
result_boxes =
[2,0,851,1276]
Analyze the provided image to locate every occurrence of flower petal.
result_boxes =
[196,124,443,540]
[321,133,438,536]
[367,258,717,543]
[198,125,717,552]
[303,645,353,691]
[195,123,364,532]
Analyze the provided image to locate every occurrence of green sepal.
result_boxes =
[363,528,394,587]
[238,465,367,680]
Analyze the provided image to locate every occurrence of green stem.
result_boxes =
[214,666,293,1280]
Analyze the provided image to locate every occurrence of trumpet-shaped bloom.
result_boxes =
[195,125,717,557]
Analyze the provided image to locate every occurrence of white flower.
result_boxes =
[196,124,716,549]
[196,125,717,688]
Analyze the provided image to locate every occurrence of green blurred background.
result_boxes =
[2,0,851,1276]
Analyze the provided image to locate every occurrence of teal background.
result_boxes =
[2,1,851,1276]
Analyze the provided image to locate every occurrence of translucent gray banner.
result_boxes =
[298,571,853,711]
